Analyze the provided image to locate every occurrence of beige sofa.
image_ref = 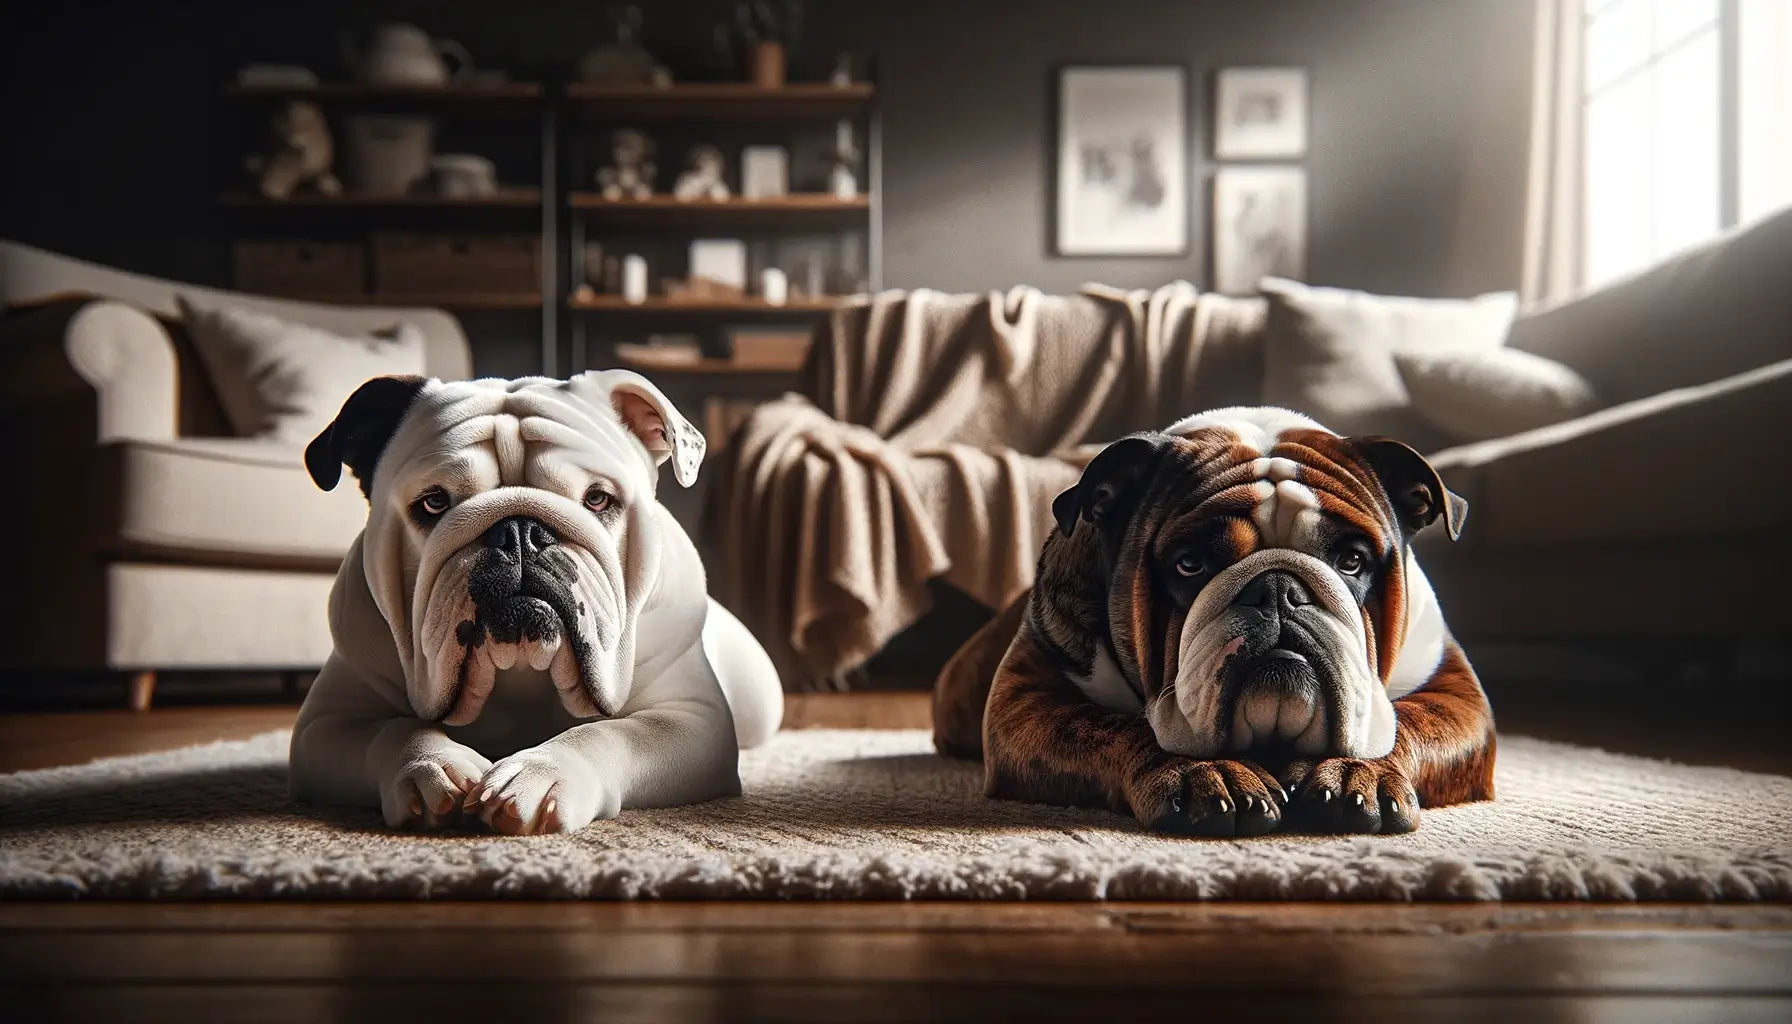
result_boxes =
[0,241,471,706]
[1417,210,1792,647]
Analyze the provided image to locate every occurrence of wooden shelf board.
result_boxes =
[569,295,843,314]
[567,193,868,227]
[614,352,804,375]
[566,82,873,119]
[266,292,543,310]
[569,193,867,212]
[224,82,543,102]
[221,190,541,209]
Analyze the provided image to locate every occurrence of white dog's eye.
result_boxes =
[583,486,614,514]
[411,487,452,522]
[1173,554,1205,578]
[1334,550,1366,575]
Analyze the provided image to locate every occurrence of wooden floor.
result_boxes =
[3,693,1790,1022]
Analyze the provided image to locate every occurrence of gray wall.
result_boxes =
[0,0,1534,330]
[811,0,1534,297]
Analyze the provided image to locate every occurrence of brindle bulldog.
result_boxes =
[933,407,1495,836]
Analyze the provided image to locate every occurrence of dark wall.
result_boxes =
[1,0,1533,343]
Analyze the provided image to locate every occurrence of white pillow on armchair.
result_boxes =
[1258,277,1518,449]
[178,296,426,444]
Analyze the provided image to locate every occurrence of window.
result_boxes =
[1580,0,1792,288]
[1581,0,1723,288]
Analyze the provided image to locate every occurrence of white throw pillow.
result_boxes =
[1395,346,1600,443]
[1259,278,1519,448]
[178,297,426,444]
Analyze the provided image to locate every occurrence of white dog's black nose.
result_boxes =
[483,516,558,560]
[1234,570,1313,613]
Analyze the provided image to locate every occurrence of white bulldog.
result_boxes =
[290,371,783,835]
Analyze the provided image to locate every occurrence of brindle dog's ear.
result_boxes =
[1052,433,1168,537]
[1349,435,1468,541]
[304,375,428,499]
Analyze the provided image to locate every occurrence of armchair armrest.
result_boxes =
[1426,356,1792,550]
[0,298,177,442]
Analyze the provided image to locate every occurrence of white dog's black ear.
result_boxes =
[305,375,428,498]
[587,369,705,487]
[1052,433,1169,538]
[1349,436,1468,541]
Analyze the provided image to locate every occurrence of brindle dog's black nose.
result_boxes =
[483,516,557,560]
[1235,570,1313,613]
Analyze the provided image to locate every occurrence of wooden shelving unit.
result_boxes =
[220,78,879,380]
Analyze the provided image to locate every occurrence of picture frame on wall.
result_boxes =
[1054,65,1188,256]
[1212,166,1307,295]
[1213,67,1309,159]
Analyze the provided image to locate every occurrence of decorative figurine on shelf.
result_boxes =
[673,145,731,201]
[596,128,656,200]
[245,101,341,200]
[828,119,862,200]
[830,52,854,87]
[578,4,672,87]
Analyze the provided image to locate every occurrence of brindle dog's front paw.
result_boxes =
[1129,757,1287,837]
[1280,758,1419,835]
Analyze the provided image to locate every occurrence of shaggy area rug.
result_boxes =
[2,729,1788,901]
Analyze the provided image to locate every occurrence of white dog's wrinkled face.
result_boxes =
[1058,408,1464,765]
[309,371,703,725]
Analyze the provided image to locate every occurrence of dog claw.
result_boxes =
[1351,792,1366,809]
[1319,788,1335,803]
[1213,796,1232,815]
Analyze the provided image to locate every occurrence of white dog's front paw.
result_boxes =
[381,741,492,831]
[466,747,615,835]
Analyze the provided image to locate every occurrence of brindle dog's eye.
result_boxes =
[411,487,451,523]
[1334,550,1366,575]
[583,486,614,514]
[1173,554,1205,578]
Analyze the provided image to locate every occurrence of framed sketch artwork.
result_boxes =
[1213,67,1308,159]
[1212,167,1307,295]
[1055,66,1188,256]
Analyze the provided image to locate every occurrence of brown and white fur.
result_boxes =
[933,408,1494,836]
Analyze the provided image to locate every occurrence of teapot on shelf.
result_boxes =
[341,23,472,87]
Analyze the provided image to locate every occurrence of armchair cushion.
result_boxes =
[179,297,426,443]
[98,437,367,569]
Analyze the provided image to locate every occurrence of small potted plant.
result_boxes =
[726,0,803,89]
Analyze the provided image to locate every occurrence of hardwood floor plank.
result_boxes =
[6,984,1790,1024]
[5,928,1788,993]
[3,901,1787,934]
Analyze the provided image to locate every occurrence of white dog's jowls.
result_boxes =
[289,371,783,835]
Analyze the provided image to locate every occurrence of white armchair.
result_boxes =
[0,241,472,707]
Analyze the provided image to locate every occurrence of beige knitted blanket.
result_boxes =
[710,284,1266,688]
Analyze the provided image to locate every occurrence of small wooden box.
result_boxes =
[231,240,365,298]
[372,233,540,297]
